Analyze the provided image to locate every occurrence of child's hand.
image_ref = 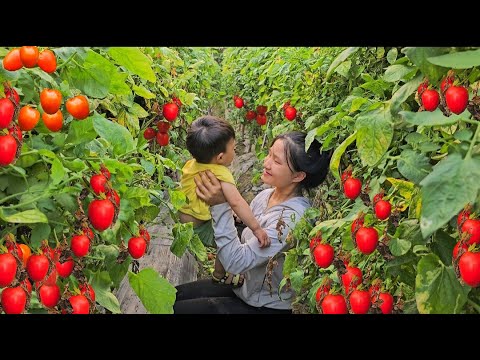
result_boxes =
[253,228,271,248]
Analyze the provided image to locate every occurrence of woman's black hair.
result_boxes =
[272,131,332,190]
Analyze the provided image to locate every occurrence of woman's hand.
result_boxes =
[194,170,227,206]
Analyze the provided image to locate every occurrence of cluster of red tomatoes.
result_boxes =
[143,97,182,147]
[233,95,299,125]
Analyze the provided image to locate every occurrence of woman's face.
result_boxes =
[261,139,297,188]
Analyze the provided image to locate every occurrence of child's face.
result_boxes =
[220,138,236,166]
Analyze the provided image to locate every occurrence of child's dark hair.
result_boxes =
[272,131,332,190]
[186,116,235,164]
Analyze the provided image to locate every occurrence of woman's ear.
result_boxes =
[292,171,306,183]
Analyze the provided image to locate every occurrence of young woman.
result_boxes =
[173,131,331,314]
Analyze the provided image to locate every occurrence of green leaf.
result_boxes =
[128,103,148,118]
[65,117,97,145]
[329,131,357,183]
[415,254,469,314]
[326,47,359,80]
[109,72,131,95]
[128,268,176,314]
[290,269,304,293]
[54,192,77,213]
[397,149,432,184]
[92,113,135,156]
[387,48,398,64]
[454,129,473,141]
[394,219,425,246]
[335,60,351,78]
[400,109,467,126]
[108,48,156,83]
[0,208,48,223]
[50,158,65,185]
[427,49,480,69]
[389,237,411,256]
[140,159,155,175]
[133,84,155,99]
[30,223,51,249]
[283,252,298,277]
[187,234,207,262]
[402,47,450,82]
[355,106,393,167]
[91,271,121,314]
[101,245,130,288]
[135,205,160,223]
[431,230,456,266]
[383,65,415,82]
[171,222,193,258]
[391,75,423,115]
[168,189,187,211]
[420,153,480,238]
[68,50,114,99]
[123,187,152,209]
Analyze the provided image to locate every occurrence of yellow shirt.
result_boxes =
[179,159,235,221]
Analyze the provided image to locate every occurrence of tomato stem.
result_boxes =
[56,51,78,71]
[466,122,480,158]
[467,298,480,313]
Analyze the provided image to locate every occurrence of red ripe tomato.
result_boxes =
[421,89,440,111]
[1,286,27,314]
[459,251,480,287]
[162,102,179,121]
[18,105,40,131]
[139,228,151,242]
[343,177,362,200]
[245,110,256,121]
[315,284,330,303]
[377,292,394,314]
[341,266,363,295]
[107,189,121,207]
[56,257,74,278]
[284,106,297,121]
[0,253,17,287]
[22,278,32,294]
[256,105,267,115]
[19,46,39,68]
[341,169,352,183]
[445,86,469,115]
[351,217,364,233]
[71,235,91,257]
[88,199,115,231]
[440,76,454,93]
[0,98,15,128]
[461,219,480,245]
[457,209,471,226]
[373,192,384,204]
[39,283,61,308]
[40,88,62,114]
[3,48,23,71]
[349,289,371,314]
[37,49,57,73]
[82,227,95,241]
[90,173,108,194]
[355,227,379,255]
[374,200,392,220]
[321,294,348,314]
[100,165,111,180]
[283,101,291,110]
[80,283,96,302]
[4,87,20,105]
[453,241,468,260]
[156,132,169,146]
[42,110,63,132]
[26,254,50,282]
[8,125,23,142]
[128,236,148,259]
[234,97,244,108]
[313,243,334,268]
[69,294,90,314]
[309,236,321,250]
[6,241,23,261]
[66,95,90,120]
[0,134,18,166]
[156,121,170,133]
[417,80,429,95]
[144,127,157,140]
[256,113,267,126]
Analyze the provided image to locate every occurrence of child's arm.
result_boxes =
[220,182,270,248]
